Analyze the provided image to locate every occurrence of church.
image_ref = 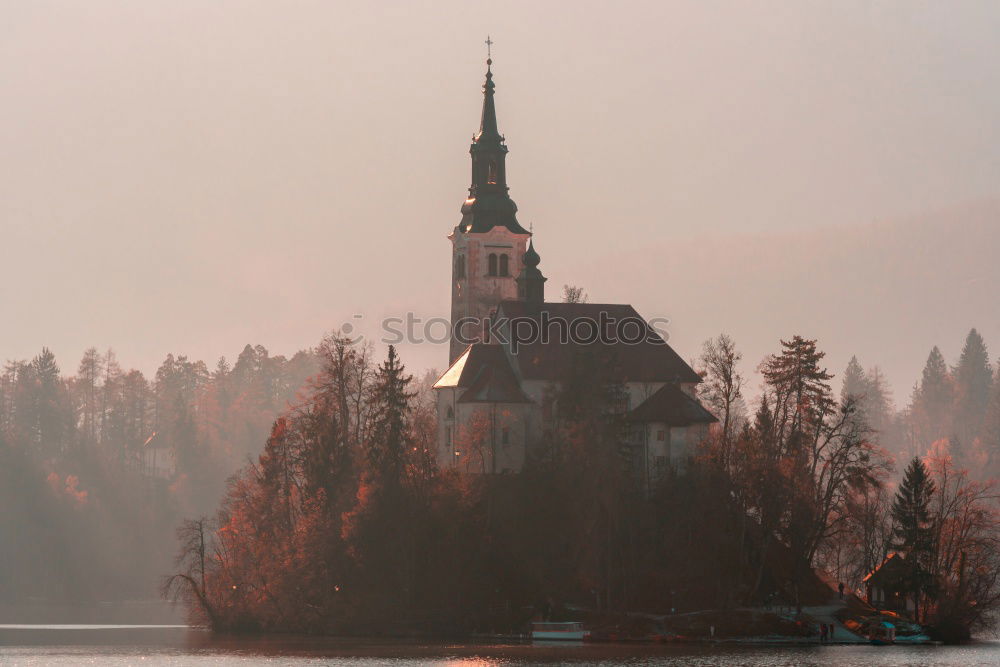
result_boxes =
[434,58,716,486]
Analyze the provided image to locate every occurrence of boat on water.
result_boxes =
[868,620,896,645]
[531,621,590,641]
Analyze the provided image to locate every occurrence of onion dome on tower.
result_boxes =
[516,238,546,304]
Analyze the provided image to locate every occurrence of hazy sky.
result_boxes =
[3,1,999,397]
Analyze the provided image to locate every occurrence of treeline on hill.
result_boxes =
[0,344,317,607]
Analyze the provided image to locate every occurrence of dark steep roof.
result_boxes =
[628,383,718,426]
[434,343,530,404]
[863,553,919,586]
[495,301,702,384]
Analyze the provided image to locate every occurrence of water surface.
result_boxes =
[1,625,997,666]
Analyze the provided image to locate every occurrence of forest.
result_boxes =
[2,326,999,639]
[0,343,318,610]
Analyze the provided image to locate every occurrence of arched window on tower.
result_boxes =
[488,253,498,276]
[487,160,498,184]
[499,254,509,276]
[454,254,465,279]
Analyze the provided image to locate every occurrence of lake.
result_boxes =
[1,625,998,666]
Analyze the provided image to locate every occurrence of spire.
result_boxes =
[476,58,502,146]
[458,50,528,236]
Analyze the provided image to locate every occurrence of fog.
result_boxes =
[3,1,999,394]
[3,3,1000,633]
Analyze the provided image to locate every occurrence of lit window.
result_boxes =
[488,253,498,276]
[499,254,509,276]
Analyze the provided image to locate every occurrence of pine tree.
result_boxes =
[953,328,993,446]
[840,356,869,436]
[29,348,71,455]
[864,366,894,443]
[892,457,936,617]
[760,335,833,451]
[893,458,936,552]
[841,356,868,404]
[364,345,415,486]
[913,346,953,448]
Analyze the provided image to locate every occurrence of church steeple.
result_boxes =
[458,57,529,235]
[476,59,502,147]
[448,50,533,363]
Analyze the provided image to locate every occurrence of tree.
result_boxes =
[75,347,103,448]
[864,366,894,444]
[749,337,890,606]
[28,348,72,456]
[913,346,953,448]
[363,345,416,486]
[759,336,834,452]
[891,457,936,620]
[953,329,993,448]
[163,517,218,626]
[924,451,1000,639]
[561,284,587,304]
[841,356,867,405]
[699,334,745,467]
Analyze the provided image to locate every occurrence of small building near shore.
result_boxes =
[863,553,919,614]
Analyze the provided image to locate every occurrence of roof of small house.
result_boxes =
[495,301,702,384]
[863,553,913,586]
[434,343,530,404]
[627,383,718,426]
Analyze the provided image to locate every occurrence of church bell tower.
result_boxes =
[449,57,533,363]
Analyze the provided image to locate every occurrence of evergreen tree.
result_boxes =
[953,328,993,445]
[29,348,71,455]
[892,457,936,617]
[840,356,869,434]
[840,356,868,404]
[364,345,415,485]
[914,346,953,447]
[892,457,936,553]
[865,366,894,443]
[759,335,833,451]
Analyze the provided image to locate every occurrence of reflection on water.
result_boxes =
[0,625,998,666]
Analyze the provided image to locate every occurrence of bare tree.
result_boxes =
[162,517,218,626]
[699,334,745,466]
[562,284,587,304]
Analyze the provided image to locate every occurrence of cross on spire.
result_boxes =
[485,35,493,61]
